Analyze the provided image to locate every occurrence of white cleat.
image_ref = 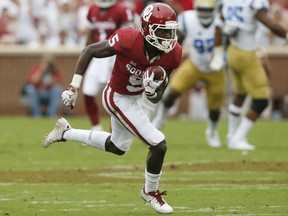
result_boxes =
[228,139,255,151]
[42,117,71,148]
[140,188,173,214]
[205,129,221,148]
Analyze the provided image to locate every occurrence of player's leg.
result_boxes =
[43,85,132,155]
[228,47,269,150]
[103,85,173,214]
[152,58,198,129]
[227,94,246,141]
[226,45,248,146]
[82,57,114,130]
[42,116,127,156]
[204,71,225,147]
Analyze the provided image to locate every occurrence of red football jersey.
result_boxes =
[87,3,134,42]
[108,27,182,95]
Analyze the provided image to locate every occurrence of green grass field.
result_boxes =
[0,116,287,216]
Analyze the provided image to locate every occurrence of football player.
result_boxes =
[82,0,135,131]
[220,0,288,150]
[152,0,225,148]
[42,3,182,214]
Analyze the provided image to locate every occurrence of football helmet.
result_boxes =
[194,0,216,26]
[94,0,117,8]
[140,3,179,53]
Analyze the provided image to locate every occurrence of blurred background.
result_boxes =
[1,0,288,121]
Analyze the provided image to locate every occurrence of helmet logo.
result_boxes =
[142,5,153,22]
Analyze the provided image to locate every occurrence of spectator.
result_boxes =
[23,56,63,118]
[0,2,18,44]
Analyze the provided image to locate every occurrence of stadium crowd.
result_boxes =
[0,0,195,46]
[0,0,288,47]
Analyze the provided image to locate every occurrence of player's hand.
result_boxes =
[223,25,239,37]
[61,85,79,109]
[143,71,163,98]
[210,54,224,71]
[210,47,224,71]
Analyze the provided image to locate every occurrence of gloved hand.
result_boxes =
[210,46,224,71]
[61,85,79,109]
[223,24,239,37]
[143,71,164,98]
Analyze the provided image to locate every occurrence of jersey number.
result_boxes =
[227,6,244,23]
[108,34,119,47]
[194,38,214,54]
[127,76,143,92]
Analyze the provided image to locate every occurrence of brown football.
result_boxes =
[144,65,166,81]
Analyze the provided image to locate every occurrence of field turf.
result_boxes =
[0,116,287,215]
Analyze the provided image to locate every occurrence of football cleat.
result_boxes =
[42,117,71,148]
[205,129,221,148]
[228,139,255,151]
[140,188,173,214]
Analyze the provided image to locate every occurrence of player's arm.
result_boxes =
[74,40,115,76]
[62,40,116,109]
[256,8,287,39]
[85,29,95,46]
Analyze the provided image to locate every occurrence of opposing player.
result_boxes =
[42,3,182,214]
[220,0,288,150]
[83,0,135,131]
[152,0,225,148]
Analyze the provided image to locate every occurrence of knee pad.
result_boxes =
[251,99,269,114]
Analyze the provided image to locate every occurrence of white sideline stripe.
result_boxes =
[0,198,14,201]
[0,183,286,190]
[173,206,282,215]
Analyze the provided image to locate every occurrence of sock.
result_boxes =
[63,129,110,151]
[144,169,162,193]
[227,103,242,139]
[231,117,254,142]
[84,95,100,126]
[207,118,218,133]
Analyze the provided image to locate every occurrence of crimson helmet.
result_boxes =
[94,0,117,8]
[140,3,179,53]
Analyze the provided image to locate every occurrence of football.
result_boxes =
[144,65,166,81]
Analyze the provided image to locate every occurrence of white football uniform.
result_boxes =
[177,10,222,73]
[82,56,115,96]
[221,0,270,51]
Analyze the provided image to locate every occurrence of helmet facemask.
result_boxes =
[145,21,179,53]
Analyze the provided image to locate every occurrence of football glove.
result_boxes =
[61,74,82,109]
[210,46,224,71]
[61,85,79,109]
[143,71,164,99]
[223,24,239,37]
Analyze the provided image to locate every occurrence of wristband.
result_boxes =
[70,74,83,89]
[146,92,157,99]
